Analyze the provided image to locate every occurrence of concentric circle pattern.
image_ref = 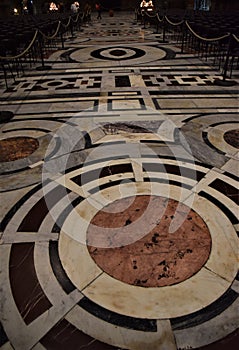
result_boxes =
[91,46,145,60]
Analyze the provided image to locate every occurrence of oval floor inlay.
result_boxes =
[0,137,39,162]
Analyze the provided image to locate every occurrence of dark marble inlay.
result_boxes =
[171,288,238,330]
[198,329,239,350]
[0,322,8,347]
[65,153,128,174]
[144,177,193,190]
[89,178,135,194]
[87,195,211,287]
[115,75,131,87]
[110,49,126,56]
[49,241,76,293]
[17,185,70,232]
[198,191,239,225]
[103,122,151,133]
[78,297,157,332]
[209,178,239,205]
[224,171,239,182]
[224,129,239,149]
[40,318,118,349]
[0,137,39,162]
[0,111,14,123]
[0,183,43,232]
[2,127,49,133]
[72,163,133,186]
[143,162,205,181]
[9,243,52,325]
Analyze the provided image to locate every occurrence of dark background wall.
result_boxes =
[0,0,239,16]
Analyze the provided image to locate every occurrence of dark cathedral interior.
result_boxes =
[0,1,238,349]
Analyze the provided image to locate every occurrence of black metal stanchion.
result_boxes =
[181,23,186,54]
[60,31,65,50]
[70,20,74,38]
[1,62,9,90]
[156,18,159,34]
[214,34,237,86]
[162,16,166,42]
[36,37,52,71]
[70,18,78,39]
[157,15,168,43]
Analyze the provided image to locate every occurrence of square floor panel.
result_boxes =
[108,98,146,111]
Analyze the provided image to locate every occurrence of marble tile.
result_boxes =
[82,268,230,319]
[155,99,197,109]
[173,298,239,349]
[184,194,238,278]
[67,306,177,350]
[59,231,102,290]
[221,158,239,177]
[206,124,239,156]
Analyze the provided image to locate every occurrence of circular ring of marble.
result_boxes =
[68,45,170,66]
[91,46,145,61]
[206,123,239,155]
[59,181,238,319]
[40,79,69,89]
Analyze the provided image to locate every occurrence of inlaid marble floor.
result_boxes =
[0,10,238,350]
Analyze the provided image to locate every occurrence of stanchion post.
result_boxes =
[70,19,74,38]
[222,33,232,82]
[162,16,166,42]
[214,33,237,86]
[156,16,159,34]
[36,33,52,71]
[181,22,186,54]
[1,62,8,90]
[60,31,65,49]
[39,36,45,69]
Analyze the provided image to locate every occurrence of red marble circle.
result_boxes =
[87,195,212,287]
[224,129,239,149]
[0,137,39,162]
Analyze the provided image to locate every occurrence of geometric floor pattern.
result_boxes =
[0,11,238,350]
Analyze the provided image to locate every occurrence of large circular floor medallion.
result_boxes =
[87,195,212,287]
[90,46,145,60]
[224,129,239,149]
[0,137,39,162]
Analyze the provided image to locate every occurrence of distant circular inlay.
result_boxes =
[87,195,212,287]
[110,49,127,56]
[91,46,145,60]
[224,129,239,149]
[0,137,39,162]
